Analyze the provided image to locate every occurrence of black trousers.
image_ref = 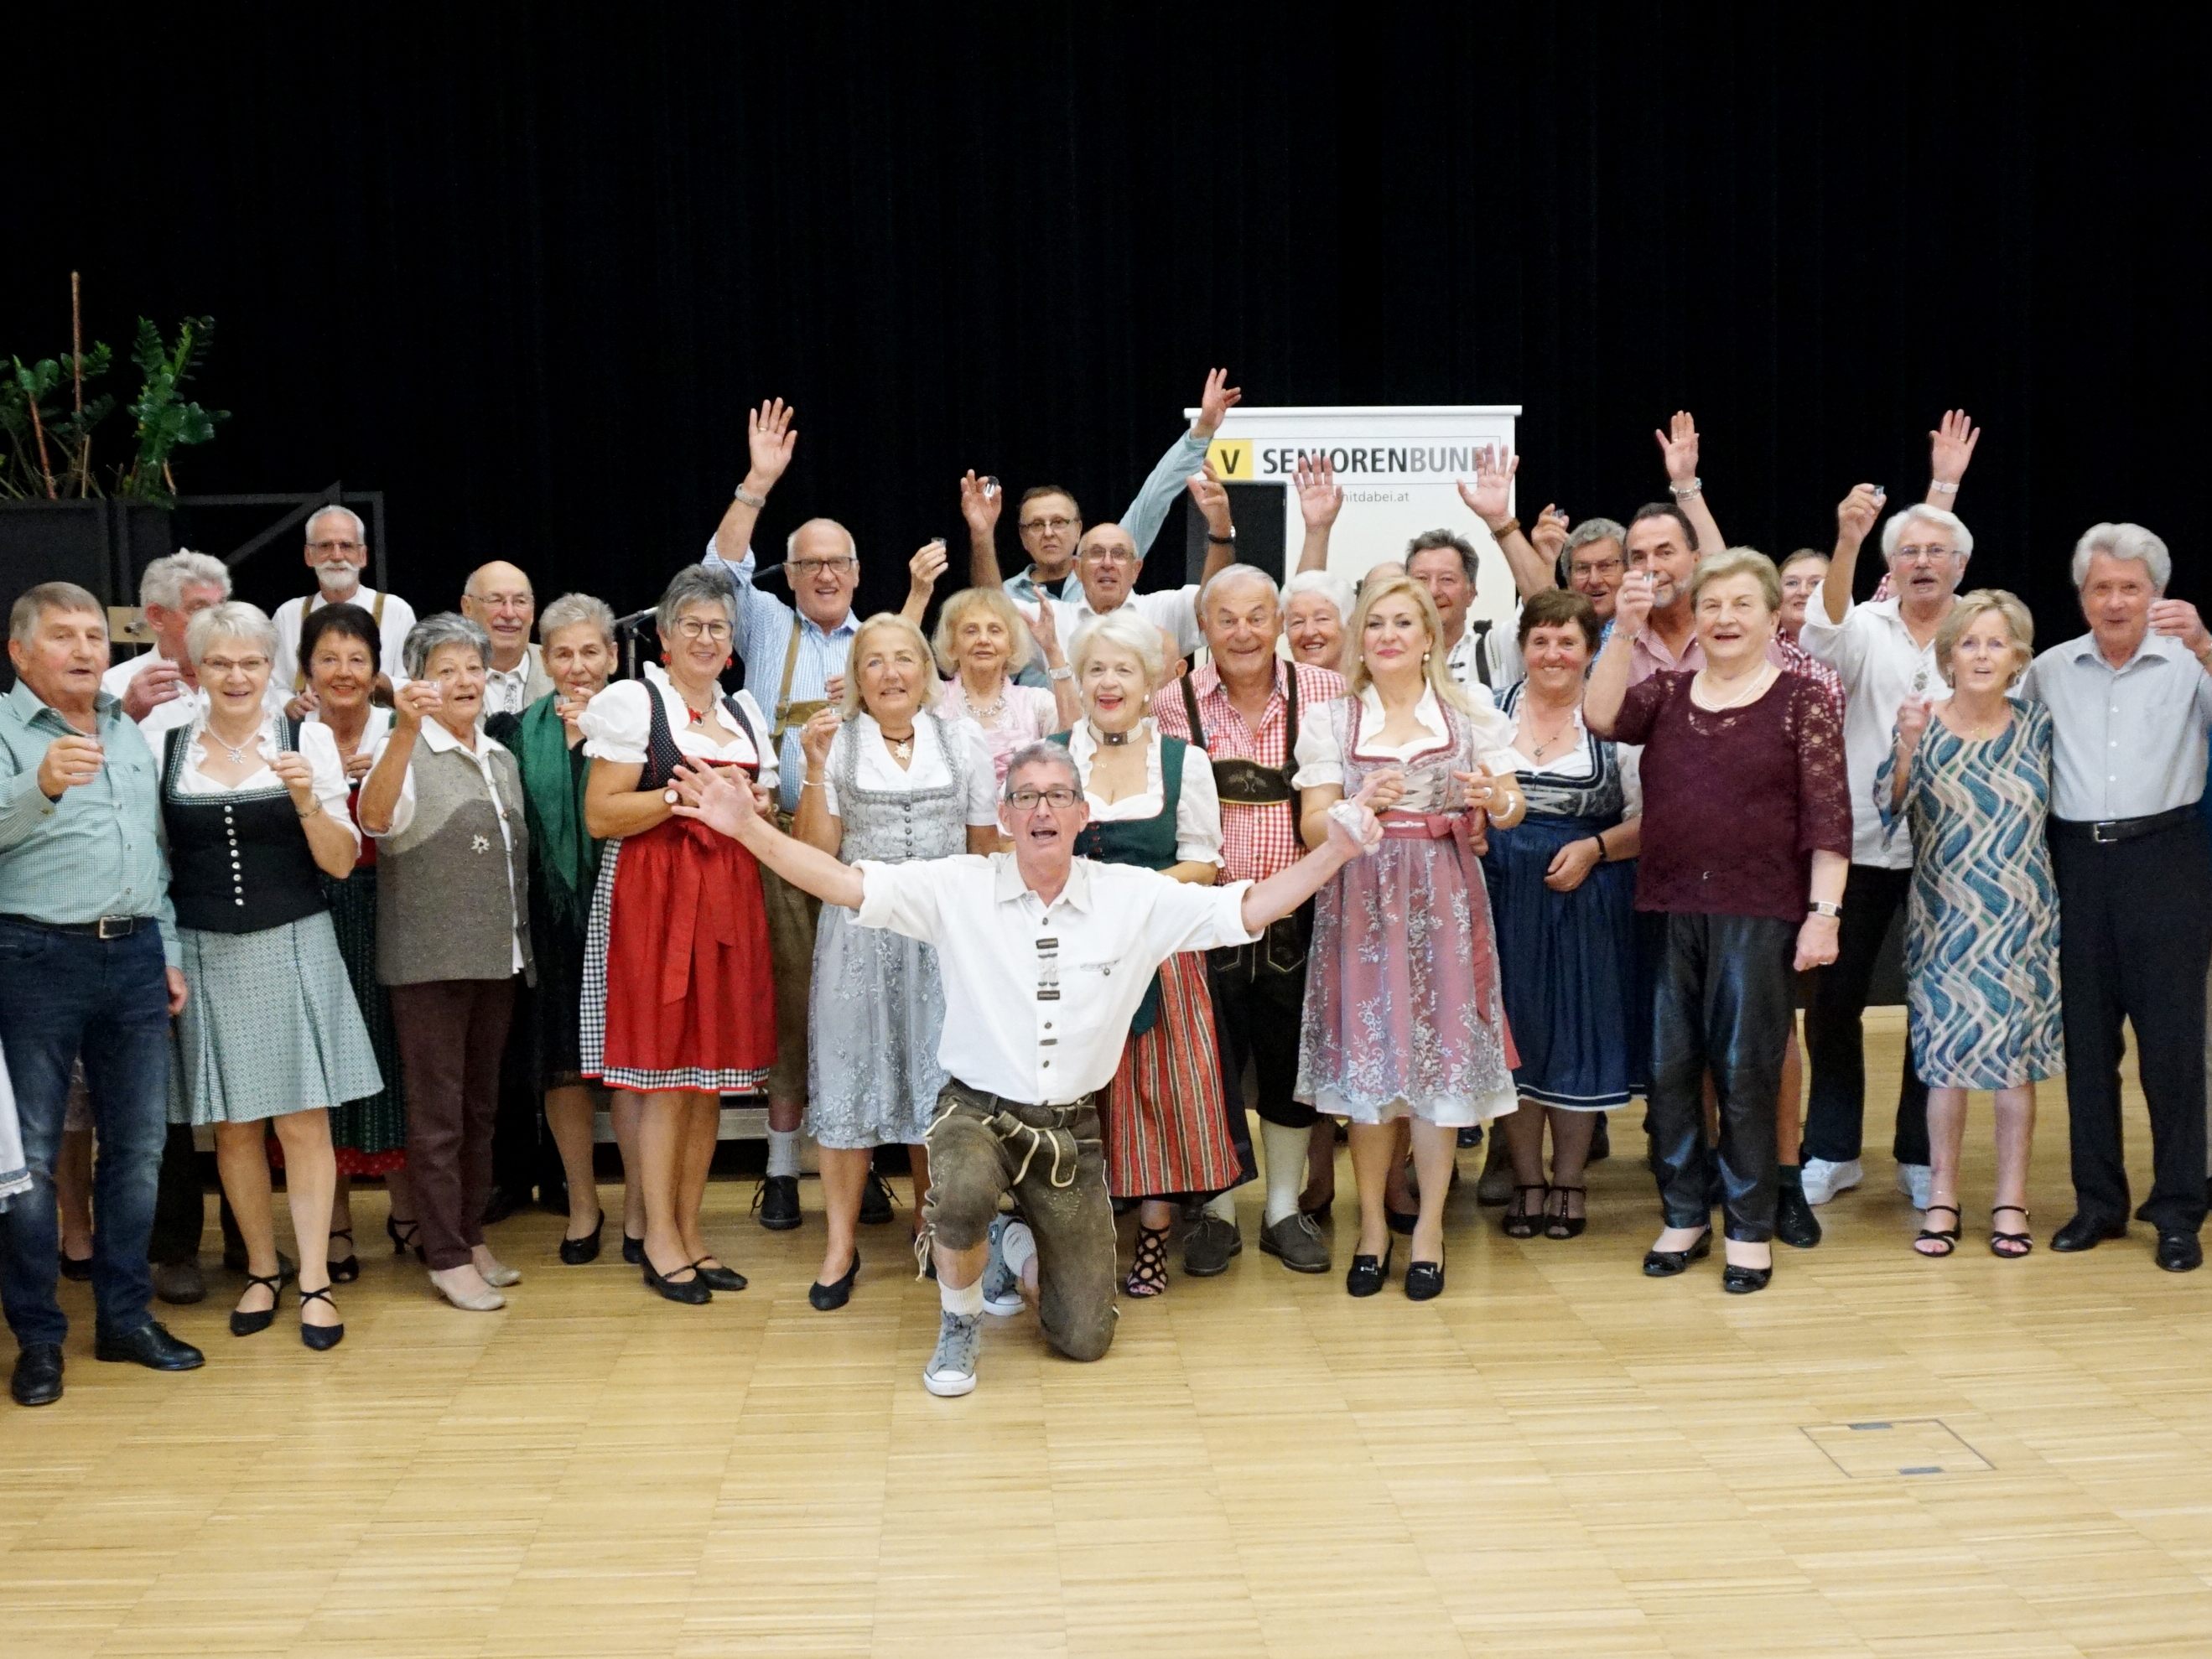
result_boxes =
[489,979,559,1203]
[1649,913,1794,1242]
[1208,945,1315,1132]
[1803,863,1931,1166]
[148,1123,242,1266]
[2051,819,2212,1235]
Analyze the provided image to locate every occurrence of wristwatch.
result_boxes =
[1048,666,1075,682]
[1207,527,1236,546]
[734,484,766,509]
[1806,899,1841,920]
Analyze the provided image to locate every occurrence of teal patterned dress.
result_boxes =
[1874,699,2063,1089]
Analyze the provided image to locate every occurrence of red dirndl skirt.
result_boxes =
[595,811,776,1093]
[1103,949,1240,1200]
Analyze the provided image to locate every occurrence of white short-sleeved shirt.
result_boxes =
[1799,595,1953,867]
[273,586,418,691]
[1064,721,1223,866]
[173,714,358,855]
[1292,683,1519,789]
[1025,584,1206,661]
[818,712,999,827]
[576,664,778,790]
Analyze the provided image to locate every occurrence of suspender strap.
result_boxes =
[293,588,390,690]
[774,614,803,730]
[1178,670,1207,751]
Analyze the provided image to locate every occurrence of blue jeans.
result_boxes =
[0,920,171,1346]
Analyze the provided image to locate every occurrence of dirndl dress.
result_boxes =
[806,713,969,1148]
[581,683,776,1092]
[1480,687,1646,1111]
[1056,730,1244,1200]
[1296,693,1520,1127]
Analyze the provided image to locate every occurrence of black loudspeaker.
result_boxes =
[0,501,174,690]
[1176,482,1288,589]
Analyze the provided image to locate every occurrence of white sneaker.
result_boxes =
[1895,1163,1934,1211]
[980,1216,1030,1317]
[1799,1158,1863,1206]
[922,1310,983,1397]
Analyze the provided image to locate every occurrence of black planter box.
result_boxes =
[0,500,175,688]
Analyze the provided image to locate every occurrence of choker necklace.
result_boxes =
[1098,728,1132,746]
[882,728,916,761]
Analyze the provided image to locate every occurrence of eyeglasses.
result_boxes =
[1571,558,1623,577]
[1081,546,1137,567]
[1893,544,1955,565]
[790,557,857,578]
[307,539,363,555]
[1006,785,1081,810]
[1020,516,1077,534]
[201,655,269,675]
[672,619,733,641]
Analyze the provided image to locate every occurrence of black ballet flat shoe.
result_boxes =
[328,1228,361,1283]
[58,1251,94,1283]
[298,1285,345,1351]
[1642,1229,1713,1278]
[622,1232,646,1267]
[691,1258,748,1293]
[230,1271,284,1337]
[1721,1262,1773,1294]
[1345,1241,1394,1299]
[1405,1257,1446,1301]
[642,1258,713,1305]
[808,1252,860,1311]
[1384,1205,1419,1237]
[559,1211,605,1267]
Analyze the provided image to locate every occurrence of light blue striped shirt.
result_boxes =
[696,539,859,813]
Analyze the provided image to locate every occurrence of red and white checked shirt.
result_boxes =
[1152,659,1348,884]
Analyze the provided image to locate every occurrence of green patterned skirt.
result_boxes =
[323,864,408,1171]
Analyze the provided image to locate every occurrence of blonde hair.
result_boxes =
[931,586,1035,677]
[1344,571,1472,713]
[837,613,937,719]
[1935,588,2035,689]
[1687,546,1783,614]
[1070,607,1169,691]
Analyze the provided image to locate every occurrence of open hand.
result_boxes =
[745,398,797,490]
[1186,466,1231,532]
[1929,409,1980,490]
[1456,445,1519,527]
[1654,411,1701,485]
[1294,455,1343,530]
[959,470,1002,537]
[669,762,759,838]
[1194,366,1242,439]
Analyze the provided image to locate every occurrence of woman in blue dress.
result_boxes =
[1482,590,1645,1242]
[1875,590,2059,1261]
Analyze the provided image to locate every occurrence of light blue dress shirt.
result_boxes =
[697,540,859,813]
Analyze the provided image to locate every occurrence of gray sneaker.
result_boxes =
[1258,1211,1332,1274]
[922,1310,983,1397]
[1183,1212,1243,1278]
[980,1216,1029,1316]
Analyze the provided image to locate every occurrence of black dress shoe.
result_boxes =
[151,1259,206,1306]
[559,1211,605,1266]
[1455,1124,1483,1149]
[2156,1231,2203,1273]
[1345,1241,1394,1298]
[58,1251,94,1283]
[230,1272,284,1338]
[93,1321,205,1371]
[2050,1214,2127,1253]
[1774,1185,1822,1250]
[809,1252,860,1311]
[692,1258,748,1293]
[1643,1229,1713,1278]
[859,1169,896,1226]
[621,1233,646,1267]
[1405,1257,1446,1301]
[1721,1262,1773,1294]
[642,1258,712,1305]
[1587,1115,1611,1164]
[480,1185,522,1226]
[755,1174,802,1231]
[1384,1205,1419,1236]
[11,1344,63,1408]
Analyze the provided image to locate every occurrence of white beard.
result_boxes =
[315,563,362,594]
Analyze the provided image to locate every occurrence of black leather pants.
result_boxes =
[1649,912,1794,1243]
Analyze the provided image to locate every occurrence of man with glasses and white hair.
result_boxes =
[1795,413,1983,1214]
[461,562,553,718]
[2026,522,2212,1272]
[664,739,1389,1396]
[273,505,416,715]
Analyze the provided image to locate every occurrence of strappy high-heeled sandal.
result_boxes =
[1989,1205,2033,1258]
[1125,1224,1171,1298]
[1501,1185,1546,1240]
[328,1228,360,1283]
[230,1272,284,1338]
[297,1284,345,1351]
[386,1214,423,1262]
[1913,1203,1962,1257]
[1543,1185,1588,1241]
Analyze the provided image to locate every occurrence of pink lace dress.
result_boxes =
[936,678,1060,785]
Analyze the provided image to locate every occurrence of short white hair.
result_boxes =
[2071,521,2171,594]
[1880,505,1973,562]
[184,601,278,667]
[1071,607,1167,687]
[1197,563,1280,616]
[784,518,857,561]
[1282,568,1356,623]
[538,592,617,647]
[139,550,230,611]
[305,504,367,546]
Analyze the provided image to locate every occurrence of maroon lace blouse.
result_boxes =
[1612,669,1852,921]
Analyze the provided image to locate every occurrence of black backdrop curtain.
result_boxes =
[9,6,2208,640]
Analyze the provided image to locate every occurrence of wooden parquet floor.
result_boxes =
[4,1014,2210,1657]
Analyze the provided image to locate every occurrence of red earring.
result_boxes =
[660,651,669,666]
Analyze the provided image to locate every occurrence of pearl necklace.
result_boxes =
[1695,663,1773,712]
[954,681,1008,723]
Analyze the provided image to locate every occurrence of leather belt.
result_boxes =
[2049,805,2200,845]
[0,913,153,940]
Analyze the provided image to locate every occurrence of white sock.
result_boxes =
[766,1128,802,1179]
[999,1221,1036,1283]
[941,1278,984,1318]
[1261,1122,1308,1226]
[1203,1190,1236,1224]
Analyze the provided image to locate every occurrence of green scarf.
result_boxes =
[515,692,599,932]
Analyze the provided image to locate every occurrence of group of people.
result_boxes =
[4,375,2209,1408]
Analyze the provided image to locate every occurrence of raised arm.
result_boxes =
[1123,367,1239,558]
[1293,455,1343,573]
[1024,599,1080,729]
[1189,466,1239,588]
[790,711,844,854]
[1456,445,1552,599]
[1820,483,1887,626]
[356,680,439,836]
[670,763,866,910]
[1584,570,1652,735]
[901,539,950,626]
[960,470,1005,589]
[711,398,799,568]
[1926,409,1979,509]
[1655,412,1725,553]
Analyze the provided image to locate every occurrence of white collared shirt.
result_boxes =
[818,712,999,825]
[481,651,538,718]
[273,585,418,690]
[104,648,287,731]
[852,852,1258,1102]
[1027,583,1207,661]
[577,664,778,788]
[172,713,360,856]
[1444,610,1523,692]
[364,718,523,970]
[2022,630,2212,822]
[1799,595,1953,866]
[1064,719,1224,865]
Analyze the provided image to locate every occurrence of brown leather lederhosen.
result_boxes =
[1179,664,1311,977]
[768,614,829,827]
